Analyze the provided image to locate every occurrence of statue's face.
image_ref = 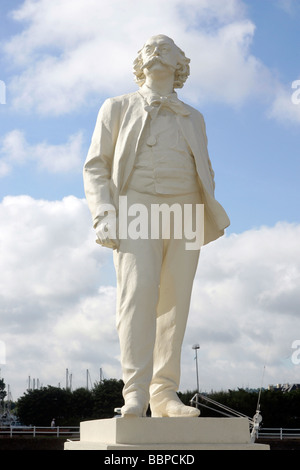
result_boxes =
[141,35,179,77]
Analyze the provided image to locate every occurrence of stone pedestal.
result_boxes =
[64,417,269,450]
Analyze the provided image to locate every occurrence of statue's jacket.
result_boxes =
[83,90,230,245]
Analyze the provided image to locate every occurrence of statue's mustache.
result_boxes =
[142,56,176,71]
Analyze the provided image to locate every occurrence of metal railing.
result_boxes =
[1,425,300,441]
[189,394,300,443]
[257,428,300,440]
[0,426,80,438]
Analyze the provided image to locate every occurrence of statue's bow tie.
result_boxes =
[144,96,190,118]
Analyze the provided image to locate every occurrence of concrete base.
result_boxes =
[64,417,270,450]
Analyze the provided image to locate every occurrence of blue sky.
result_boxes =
[1,0,300,402]
[0,0,299,232]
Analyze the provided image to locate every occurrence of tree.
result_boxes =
[92,379,124,418]
[16,386,73,426]
[13,382,300,428]
[0,379,7,414]
[15,380,124,425]
[70,387,94,425]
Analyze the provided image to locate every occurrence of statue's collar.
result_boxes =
[138,84,178,104]
[138,85,190,117]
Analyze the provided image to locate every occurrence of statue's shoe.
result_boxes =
[150,395,200,418]
[121,399,148,418]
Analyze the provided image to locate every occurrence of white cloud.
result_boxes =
[2,0,275,115]
[180,21,274,107]
[268,82,300,125]
[0,195,299,399]
[0,195,118,396]
[183,222,300,392]
[276,0,299,15]
[0,129,84,176]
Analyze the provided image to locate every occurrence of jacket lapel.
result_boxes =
[119,93,149,194]
[177,113,215,197]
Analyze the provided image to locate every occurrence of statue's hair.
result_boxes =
[133,36,190,89]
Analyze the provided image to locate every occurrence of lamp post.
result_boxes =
[192,344,200,393]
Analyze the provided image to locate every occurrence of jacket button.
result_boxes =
[147,136,157,146]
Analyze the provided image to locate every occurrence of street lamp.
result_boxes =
[192,344,200,393]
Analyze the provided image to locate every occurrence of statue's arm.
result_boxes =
[198,112,216,192]
[83,99,119,249]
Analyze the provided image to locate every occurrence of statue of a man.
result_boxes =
[83,35,230,418]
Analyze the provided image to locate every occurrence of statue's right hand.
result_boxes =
[95,213,119,250]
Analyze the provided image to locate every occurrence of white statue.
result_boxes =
[83,35,230,418]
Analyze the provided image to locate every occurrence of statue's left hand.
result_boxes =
[95,213,119,250]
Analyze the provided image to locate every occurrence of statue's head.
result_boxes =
[133,35,190,89]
